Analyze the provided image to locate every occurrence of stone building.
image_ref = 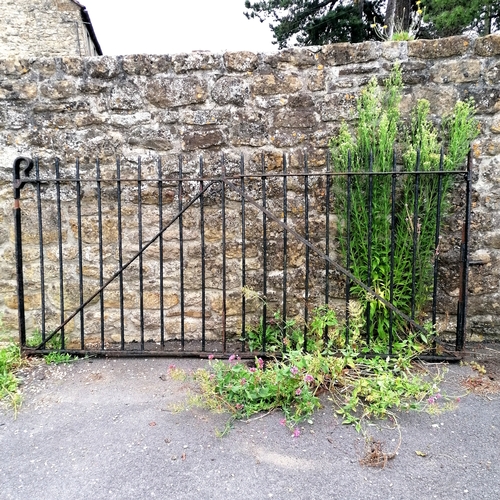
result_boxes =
[0,0,102,58]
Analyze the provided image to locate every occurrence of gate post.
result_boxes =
[13,157,33,347]
[456,151,472,351]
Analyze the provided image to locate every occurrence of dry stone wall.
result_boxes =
[1,35,500,343]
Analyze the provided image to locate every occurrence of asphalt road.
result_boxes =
[1,353,499,500]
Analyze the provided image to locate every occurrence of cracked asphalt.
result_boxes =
[1,347,499,500]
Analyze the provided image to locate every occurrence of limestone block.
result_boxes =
[224,51,259,72]
[172,52,223,73]
[86,57,121,79]
[211,76,250,106]
[322,41,378,65]
[122,54,171,75]
[408,36,471,58]
[320,93,357,121]
[430,60,481,84]
[251,73,302,96]
[475,34,500,56]
[263,48,319,68]
[181,127,226,151]
[273,110,317,129]
[145,76,207,107]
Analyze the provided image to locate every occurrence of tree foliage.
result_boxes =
[423,0,500,37]
[244,0,388,48]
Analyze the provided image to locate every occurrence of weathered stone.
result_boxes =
[264,48,319,68]
[381,41,407,61]
[211,76,250,106]
[430,59,481,84]
[320,92,357,121]
[475,34,500,56]
[229,110,269,147]
[251,73,302,96]
[322,41,378,65]
[181,127,226,151]
[224,51,259,72]
[60,57,85,76]
[145,76,207,107]
[0,81,37,100]
[408,36,471,58]
[400,60,430,85]
[181,109,230,126]
[273,110,317,129]
[128,127,174,150]
[122,54,171,75]
[172,52,222,73]
[40,79,78,99]
[307,69,325,91]
[86,57,121,79]
[108,84,143,110]
[0,58,30,76]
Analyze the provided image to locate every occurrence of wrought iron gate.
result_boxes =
[12,152,472,358]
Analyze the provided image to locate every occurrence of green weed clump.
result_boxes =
[188,306,442,436]
[0,343,23,412]
[329,63,478,345]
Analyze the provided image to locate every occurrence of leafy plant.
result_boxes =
[44,352,76,365]
[0,343,23,413]
[329,63,478,347]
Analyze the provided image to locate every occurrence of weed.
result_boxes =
[0,343,23,413]
[329,64,478,346]
[44,352,76,365]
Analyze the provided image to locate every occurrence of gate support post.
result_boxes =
[456,151,472,351]
[13,157,33,347]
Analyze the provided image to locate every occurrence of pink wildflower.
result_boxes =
[304,374,314,383]
[290,366,299,376]
[208,354,214,360]
[292,427,301,438]
[228,354,236,362]
[279,418,287,426]
[241,378,247,385]
[295,388,302,396]
[257,358,264,369]
[249,367,256,373]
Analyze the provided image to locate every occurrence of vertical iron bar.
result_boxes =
[200,157,206,351]
[222,156,227,353]
[35,158,46,344]
[158,158,165,348]
[13,157,31,347]
[432,149,445,342]
[178,156,185,349]
[282,154,288,346]
[55,159,65,349]
[138,158,145,351]
[456,151,473,351]
[261,154,267,353]
[345,152,352,344]
[388,152,397,355]
[411,150,421,320]
[240,155,246,351]
[304,154,310,352]
[116,159,125,350]
[366,152,373,346]
[324,153,331,343]
[96,160,105,349]
[75,160,85,349]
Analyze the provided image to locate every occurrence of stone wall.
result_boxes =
[0,0,100,58]
[1,35,500,342]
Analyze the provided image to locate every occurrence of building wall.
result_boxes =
[0,0,99,58]
[1,36,500,341]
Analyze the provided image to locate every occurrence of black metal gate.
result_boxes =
[12,152,472,358]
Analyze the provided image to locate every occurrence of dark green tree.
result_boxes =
[423,0,500,37]
[244,0,419,48]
